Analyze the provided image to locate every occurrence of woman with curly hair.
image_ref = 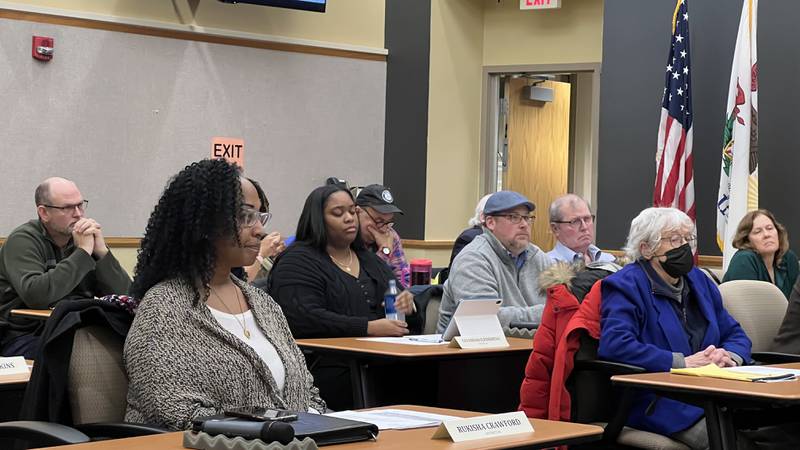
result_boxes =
[124,159,325,430]
[723,209,798,299]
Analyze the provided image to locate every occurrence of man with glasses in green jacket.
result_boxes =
[0,177,131,358]
[437,191,554,335]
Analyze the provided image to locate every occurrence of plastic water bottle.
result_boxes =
[384,280,404,322]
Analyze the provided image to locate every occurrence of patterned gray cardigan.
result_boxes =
[124,276,326,430]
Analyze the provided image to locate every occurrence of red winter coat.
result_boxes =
[518,281,602,421]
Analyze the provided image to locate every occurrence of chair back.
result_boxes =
[568,332,613,423]
[718,280,788,352]
[424,296,441,335]
[407,284,443,335]
[699,267,723,285]
[567,333,689,449]
[68,325,129,424]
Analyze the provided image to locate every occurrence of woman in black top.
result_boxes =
[268,184,417,409]
[269,184,416,339]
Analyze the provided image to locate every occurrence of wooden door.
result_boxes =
[504,78,570,250]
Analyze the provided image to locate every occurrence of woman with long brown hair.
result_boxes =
[723,209,798,299]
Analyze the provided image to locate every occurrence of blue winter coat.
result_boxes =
[598,263,752,435]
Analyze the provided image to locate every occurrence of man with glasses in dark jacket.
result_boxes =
[0,177,131,358]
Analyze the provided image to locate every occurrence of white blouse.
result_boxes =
[208,306,286,391]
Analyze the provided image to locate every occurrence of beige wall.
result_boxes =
[4,0,385,49]
[8,0,604,249]
[482,0,603,66]
[112,246,138,277]
[425,0,485,241]
[4,0,385,275]
[424,0,604,243]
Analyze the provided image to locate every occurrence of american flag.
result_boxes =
[654,0,695,223]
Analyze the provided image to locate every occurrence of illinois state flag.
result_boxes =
[716,0,758,270]
[655,0,695,224]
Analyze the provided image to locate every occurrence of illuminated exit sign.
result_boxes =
[520,0,561,10]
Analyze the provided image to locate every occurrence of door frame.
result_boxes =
[479,63,602,209]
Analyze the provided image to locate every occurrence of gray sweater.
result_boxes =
[124,276,325,430]
[437,230,553,334]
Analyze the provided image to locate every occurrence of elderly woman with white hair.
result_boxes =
[598,207,751,449]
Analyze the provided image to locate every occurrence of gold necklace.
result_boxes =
[329,248,354,272]
[210,285,251,339]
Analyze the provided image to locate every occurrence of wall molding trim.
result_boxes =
[0,237,725,268]
[0,236,142,248]
[401,239,455,250]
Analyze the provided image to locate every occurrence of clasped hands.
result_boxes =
[72,218,108,258]
[684,345,736,368]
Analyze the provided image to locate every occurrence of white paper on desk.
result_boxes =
[356,335,446,346]
[325,409,459,430]
[724,366,800,380]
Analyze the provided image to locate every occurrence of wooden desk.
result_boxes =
[296,337,532,412]
[41,405,603,450]
[612,363,800,450]
[296,336,531,358]
[10,309,52,320]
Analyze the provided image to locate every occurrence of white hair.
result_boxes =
[468,194,493,227]
[623,207,695,260]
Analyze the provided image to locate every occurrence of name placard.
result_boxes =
[0,356,28,375]
[449,312,508,349]
[431,411,533,442]
[450,334,509,349]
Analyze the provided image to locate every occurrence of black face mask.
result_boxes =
[655,243,694,278]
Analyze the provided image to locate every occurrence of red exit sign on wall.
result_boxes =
[520,0,561,10]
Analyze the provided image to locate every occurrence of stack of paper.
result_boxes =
[356,335,446,346]
[325,409,459,430]
[671,364,799,382]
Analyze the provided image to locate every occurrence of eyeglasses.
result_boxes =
[552,214,595,228]
[492,213,536,225]
[660,234,697,248]
[238,208,271,227]
[41,200,88,213]
[362,208,394,230]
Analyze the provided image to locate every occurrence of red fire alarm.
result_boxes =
[32,36,54,61]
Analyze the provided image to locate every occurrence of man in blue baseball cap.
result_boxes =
[437,190,554,334]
